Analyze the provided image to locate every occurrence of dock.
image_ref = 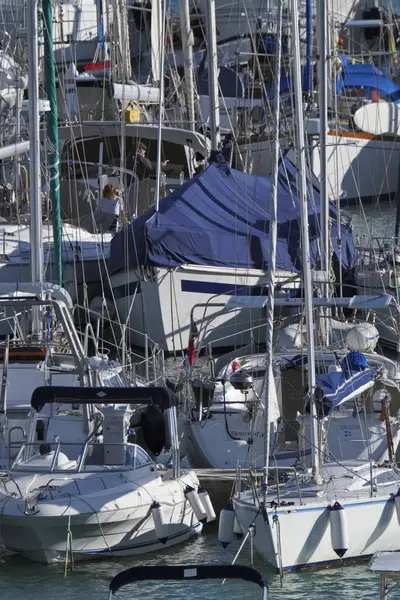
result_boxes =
[194,468,237,517]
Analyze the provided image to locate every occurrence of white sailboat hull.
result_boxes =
[109,265,299,352]
[234,491,400,571]
[188,411,400,469]
[243,133,400,203]
[0,223,111,309]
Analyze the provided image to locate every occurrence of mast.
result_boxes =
[291,0,321,483]
[27,0,43,285]
[205,0,220,151]
[97,0,109,62]
[263,0,283,501]
[154,0,166,212]
[180,0,196,132]
[304,0,312,94]
[317,0,330,331]
[43,0,62,287]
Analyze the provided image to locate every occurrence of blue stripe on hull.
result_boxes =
[79,522,203,556]
[281,553,371,572]
[181,280,268,296]
[111,278,298,300]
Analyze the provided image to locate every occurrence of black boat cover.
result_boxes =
[109,564,268,594]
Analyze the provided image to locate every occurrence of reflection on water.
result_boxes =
[0,529,385,600]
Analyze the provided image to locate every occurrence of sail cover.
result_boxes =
[315,369,376,415]
[108,158,356,275]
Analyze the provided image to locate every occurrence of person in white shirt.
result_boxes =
[95,184,124,232]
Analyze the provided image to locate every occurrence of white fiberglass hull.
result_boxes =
[0,470,202,563]
[234,488,400,571]
[244,133,400,203]
[109,265,299,352]
[0,222,111,307]
[187,410,399,469]
[186,348,400,469]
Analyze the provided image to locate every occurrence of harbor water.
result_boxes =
[0,530,383,599]
[1,199,399,598]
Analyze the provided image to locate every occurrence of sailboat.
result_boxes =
[232,0,400,571]
[185,299,400,470]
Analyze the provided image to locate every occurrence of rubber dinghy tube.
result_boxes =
[329,501,349,558]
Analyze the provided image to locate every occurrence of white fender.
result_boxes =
[198,487,216,523]
[329,502,349,558]
[185,486,207,523]
[151,501,169,544]
[218,501,235,548]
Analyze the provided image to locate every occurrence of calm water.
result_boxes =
[0,529,385,600]
[1,200,400,598]
[350,199,396,239]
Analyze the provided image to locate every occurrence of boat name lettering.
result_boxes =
[229,431,264,438]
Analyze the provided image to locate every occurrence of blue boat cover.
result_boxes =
[268,60,400,102]
[108,158,356,275]
[315,368,376,415]
[336,60,400,102]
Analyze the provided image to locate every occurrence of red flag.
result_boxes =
[231,360,240,372]
[187,317,199,367]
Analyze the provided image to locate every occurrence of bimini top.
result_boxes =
[109,565,268,597]
[108,157,355,276]
[31,386,177,412]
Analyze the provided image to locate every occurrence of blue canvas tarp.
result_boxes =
[108,158,356,276]
[336,60,400,102]
[315,368,376,415]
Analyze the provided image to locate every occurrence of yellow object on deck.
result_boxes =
[125,108,141,123]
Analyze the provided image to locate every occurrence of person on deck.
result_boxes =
[95,184,124,233]
[128,142,169,182]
